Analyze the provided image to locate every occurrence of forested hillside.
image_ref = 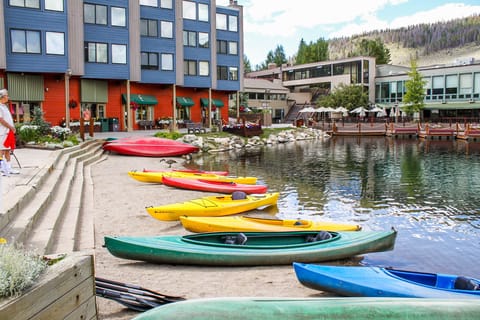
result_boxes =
[328,14,480,66]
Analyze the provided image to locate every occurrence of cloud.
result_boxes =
[216,1,480,66]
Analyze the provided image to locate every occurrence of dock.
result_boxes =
[455,123,480,141]
[418,124,456,140]
[330,122,386,136]
[385,123,419,138]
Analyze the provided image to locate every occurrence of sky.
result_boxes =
[217,0,480,67]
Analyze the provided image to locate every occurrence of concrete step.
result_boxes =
[25,142,104,254]
[1,141,103,254]
[49,150,105,254]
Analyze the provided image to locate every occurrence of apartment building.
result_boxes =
[0,0,243,131]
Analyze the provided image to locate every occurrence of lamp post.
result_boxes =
[65,69,72,129]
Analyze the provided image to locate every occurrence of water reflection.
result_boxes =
[192,136,480,274]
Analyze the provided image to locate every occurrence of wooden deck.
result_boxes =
[455,123,480,141]
[330,122,386,136]
[418,124,456,140]
[385,123,419,138]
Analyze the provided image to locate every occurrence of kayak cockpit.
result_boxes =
[182,231,340,249]
[387,268,480,291]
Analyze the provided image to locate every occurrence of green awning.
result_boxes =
[200,98,224,107]
[122,94,157,105]
[176,97,195,107]
[423,102,480,110]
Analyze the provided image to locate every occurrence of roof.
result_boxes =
[243,78,289,93]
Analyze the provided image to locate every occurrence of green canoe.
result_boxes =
[132,297,480,320]
[104,229,396,266]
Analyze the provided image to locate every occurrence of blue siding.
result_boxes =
[214,6,241,91]
[184,75,211,88]
[217,79,239,91]
[4,3,68,72]
[83,1,130,79]
[139,6,177,83]
[1,0,242,91]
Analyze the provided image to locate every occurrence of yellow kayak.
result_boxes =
[180,216,361,233]
[128,170,257,185]
[146,192,279,221]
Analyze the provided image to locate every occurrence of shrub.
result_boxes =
[154,131,183,140]
[17,125,40,143]
[0,243,47,297]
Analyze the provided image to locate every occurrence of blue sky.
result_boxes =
[217,0,480,67]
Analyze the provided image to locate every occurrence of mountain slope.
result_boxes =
[327,14,480,66]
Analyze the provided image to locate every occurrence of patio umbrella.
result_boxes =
[350,106,368,114]
[299,106,317,113]
[369,106,384,113]
[377,107,388,117]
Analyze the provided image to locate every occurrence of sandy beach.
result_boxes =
[92,153,327,320]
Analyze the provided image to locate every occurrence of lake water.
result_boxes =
[194,136,480,276]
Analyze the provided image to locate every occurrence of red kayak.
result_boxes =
[143,168,229,176]
[162,176,268,194]
[102,137,199,157]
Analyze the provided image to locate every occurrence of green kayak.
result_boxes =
[132,297,480,320]
[104,229,396,266]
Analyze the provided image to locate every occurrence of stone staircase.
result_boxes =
[0,140,105,255]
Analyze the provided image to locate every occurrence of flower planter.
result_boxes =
[0,252,97,320]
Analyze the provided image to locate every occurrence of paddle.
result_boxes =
[95,287,159,312]
[95,277,184,302]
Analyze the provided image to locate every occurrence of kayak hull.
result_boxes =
[179,216,361,232]
[102,137,198,157]
[162,176,267,194]
[143,168,229,176]
[146,193,279,221]
[132,297,480,320]
[293,263,480,298]
[104,229,396,266]
[128,170,257,184]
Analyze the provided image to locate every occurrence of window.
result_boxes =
[432,76,444,98]
[333,63,345,75]
[199,61,209,76]
[45,0,63,11]
[46,32,64,55]
[160,0,172,9]
[459,74,473,96]
[217,65,228,80]
[445,74,458,98]
[216,13,227,30]
[198,3,209,22]
[183,31,196,47]
[141,19,158,37]
[141,52,159,70]
[183,1,196,20]
[140,0,157,6]
[135,106,150,121]
[160,21,173,38]
[84,4,107,25]
[112,44,126,64]
[111,7,126,27]
[229,67,238,81]
[9,0,39,9]
[228,41,237,55]
[85,42,108,63]
[199,32,209,48]
[217,40,227,54]
[184,60,197,76]
[161,53,173,70]
[228,15,238,32]
[11,29,41,53]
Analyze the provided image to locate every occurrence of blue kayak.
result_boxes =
[293,263,480,298]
